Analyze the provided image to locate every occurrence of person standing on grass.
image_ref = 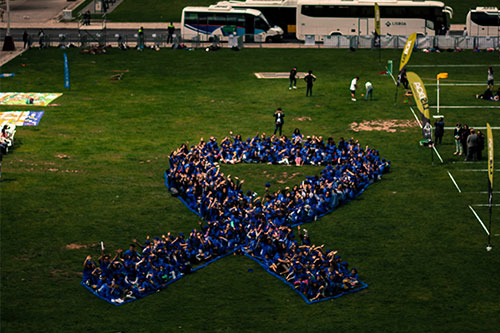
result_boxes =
[460,124,470,157]
[364,81,373,101]
[466,128,478,161]
[289,67,298,90]
[434,117,444,145]
[167,22,175,44]
[304,70,316,97]
[487,66,494,89]
[350,77,359,101]
[476,130,485,160]
[274,107,285,136]
[453,123,463,155]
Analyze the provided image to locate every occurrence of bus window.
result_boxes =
[471,12,500,26]
[255,15,271,32]
[185,12,198,25]
[426,20,434,31]
[208,14,227,27]
[197,13,208,33]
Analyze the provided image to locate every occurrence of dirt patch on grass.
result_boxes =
[293,116,312,121]
[55,154,71,159]
[350,119,418,133]
[266,171,302,183]
[66,243,98,250]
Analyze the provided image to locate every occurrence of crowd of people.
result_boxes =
[82,132,390,304]
[453,124,486,161]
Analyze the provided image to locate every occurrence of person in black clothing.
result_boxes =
[273,107,285,136]
[399,68,409,90]
[476,88,493,100]
[23,31,29,49]
[289,67,297,90]
[137,26,145,50]
[434,117,444,145]
[304,70,316,97]
[167,22,175,44]
[84,10,91,26]
[476,130,485,160]
[460,124,470,157]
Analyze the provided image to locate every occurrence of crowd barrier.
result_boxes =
[3,31,498,50]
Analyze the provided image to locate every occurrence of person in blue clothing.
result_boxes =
[85,132,389,303]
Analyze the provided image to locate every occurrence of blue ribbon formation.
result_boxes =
[82,134,389,305]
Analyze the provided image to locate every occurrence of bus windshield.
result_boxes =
[255,14,272,31]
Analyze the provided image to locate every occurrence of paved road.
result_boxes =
[2,0,84,23]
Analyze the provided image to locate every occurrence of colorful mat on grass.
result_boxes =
[1,111,44,126]
[254,72,308,79]
[0,92,62,106]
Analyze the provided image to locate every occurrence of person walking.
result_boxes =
[364,81,373,101]
[304,70,316,97]
[273,108,285,136]
[167,22,175,44]
[289,67,297,90]
[453,123,463,155]
[350,76,359,101]
[434,117,444,145]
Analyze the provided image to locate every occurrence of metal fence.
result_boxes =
[315,35,500,50]
[3,31,499,50]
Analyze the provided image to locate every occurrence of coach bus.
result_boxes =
[181,5,284,42]
[466,7,500,36]
[215,0,298,38]
[296,0,453,41]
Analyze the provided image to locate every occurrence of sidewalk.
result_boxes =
[0,21,179,29]
[2,0,86,24]
[0,42,26,67]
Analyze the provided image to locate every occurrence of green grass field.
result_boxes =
[105,0,499,24]
[1,47,500,331]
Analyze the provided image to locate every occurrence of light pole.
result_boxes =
[2,0,15,51]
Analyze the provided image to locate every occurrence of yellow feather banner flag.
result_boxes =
[407,71,431,141]
[374,3,381,36]
[399,33,417,72]
[487,123,494,189]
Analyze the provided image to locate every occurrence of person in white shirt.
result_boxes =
[350,77,359,101]
[365,81,373,101]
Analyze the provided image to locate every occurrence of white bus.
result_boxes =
[466,7,500,36]
[216,1,298,37]
[181,5,284,42]
[296,0,453,41]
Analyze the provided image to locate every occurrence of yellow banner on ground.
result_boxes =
[399,33,417,72]
[487,123,494,188]
[374,3,381,35]
[407,72,432,140]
